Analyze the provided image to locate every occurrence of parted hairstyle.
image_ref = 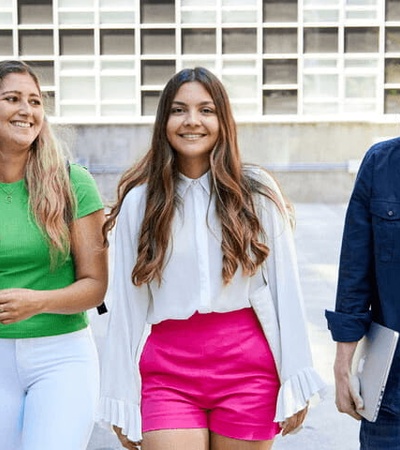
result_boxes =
[0,60,75,264]
[103,67,287,286]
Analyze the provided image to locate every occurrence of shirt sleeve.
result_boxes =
[69,163,103,219]
[325,149,376,342]
[97,188,150,442]
[252,170,326,421]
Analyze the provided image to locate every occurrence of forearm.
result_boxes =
[33,276,107,314]
[334,341,358,376]
[0,274,107,323]
[0,238,107,323]
[39,208,109,314]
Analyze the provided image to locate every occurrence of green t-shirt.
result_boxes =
[0,164,103,338]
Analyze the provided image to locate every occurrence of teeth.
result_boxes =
[12,121,31,128]
[181,134,203,139]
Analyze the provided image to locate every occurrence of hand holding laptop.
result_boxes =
[349,374,364,411]
[351,322,399,422]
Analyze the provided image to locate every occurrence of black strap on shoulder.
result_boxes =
[66,160,108,315]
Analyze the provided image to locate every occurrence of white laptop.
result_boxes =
[352,322,399,422]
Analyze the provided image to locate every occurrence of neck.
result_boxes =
[0,152,28,183]
[178,161,210,180]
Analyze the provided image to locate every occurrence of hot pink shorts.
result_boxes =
[139,307,281,440]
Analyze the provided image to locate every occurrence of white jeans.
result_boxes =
[0,328,99,450]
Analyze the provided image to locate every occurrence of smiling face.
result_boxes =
[0,72,45,155]
[166,81,220,179]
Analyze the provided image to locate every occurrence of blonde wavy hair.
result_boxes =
[0,60,75,265]
[104,67,288,286]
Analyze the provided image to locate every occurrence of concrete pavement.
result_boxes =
[87,203,360,450]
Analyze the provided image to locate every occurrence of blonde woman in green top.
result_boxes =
[0,60,108,450]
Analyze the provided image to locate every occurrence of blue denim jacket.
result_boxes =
[326,137,400,414]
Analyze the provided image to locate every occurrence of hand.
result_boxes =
[280,405,308,436]
[113,426,142,449]
[335,373,364,421]
[332,341,363,420]
[0,288,43,325]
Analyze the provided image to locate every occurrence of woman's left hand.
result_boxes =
[279,405,308,436]
[113,426,142,449]
[0,288,42,324]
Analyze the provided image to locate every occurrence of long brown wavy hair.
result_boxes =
[0,60,75,265]
[103,67,286,286]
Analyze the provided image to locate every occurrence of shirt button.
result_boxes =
[192,180,197,185]
[388,210,394,216]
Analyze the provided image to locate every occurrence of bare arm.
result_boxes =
[0,209,108,324]
[334,341,364,420]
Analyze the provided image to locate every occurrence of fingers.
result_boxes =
[0,290,40,324]
[336,399,363,421]
[0,304,10,324]
[280,406,308,436]
[121,439,141,450]
[112,426,142,450]
[0,304,17,325]
[0,292,14,322]
[349,375,364,410]
[335,375,363,420]
[0,299,8,314]
[336,400,363,421]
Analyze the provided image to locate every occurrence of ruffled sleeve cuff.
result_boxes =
[274,367,327,422]
[97,397,142,442]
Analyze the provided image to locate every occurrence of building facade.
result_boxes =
[1,0,400,201]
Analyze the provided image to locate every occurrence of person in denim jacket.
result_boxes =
[326,136,400,449]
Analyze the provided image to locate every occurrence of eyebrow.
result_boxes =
[0,90,41,97]
[171,100,215,106]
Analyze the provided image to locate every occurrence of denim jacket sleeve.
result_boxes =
[325,148,375,342]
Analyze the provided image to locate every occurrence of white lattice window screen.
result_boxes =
[0,0,399,122]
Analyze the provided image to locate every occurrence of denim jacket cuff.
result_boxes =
[325,309,372,342]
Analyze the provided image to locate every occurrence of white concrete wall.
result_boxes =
[55,121,400,203]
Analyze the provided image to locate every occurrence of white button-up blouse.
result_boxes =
[148,171,264,322]
[98,168,326,441]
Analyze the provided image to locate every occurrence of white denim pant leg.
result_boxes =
[0,338,24,450]
[0,328,100,450]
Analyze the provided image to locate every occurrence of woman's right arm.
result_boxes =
[98,188,150,443]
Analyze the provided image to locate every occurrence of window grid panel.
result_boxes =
[378,4,387,115]
[256,4,264,117]
[0,0,398,121]
[18,0,53,25]
[297,3,304,115]
[52,0,60,118]
[337,4,345,115]
[94,4,102,119]
[386,0,400,21]
[0,3,13,26]
[0,30,13,56]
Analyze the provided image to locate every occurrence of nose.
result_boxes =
[183,110,201,126]
[18,99,32,116]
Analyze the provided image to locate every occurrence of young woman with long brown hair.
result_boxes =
[99,67,324,450]
[0,60,108,450]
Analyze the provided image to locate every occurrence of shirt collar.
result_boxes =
[177,171,211,198]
